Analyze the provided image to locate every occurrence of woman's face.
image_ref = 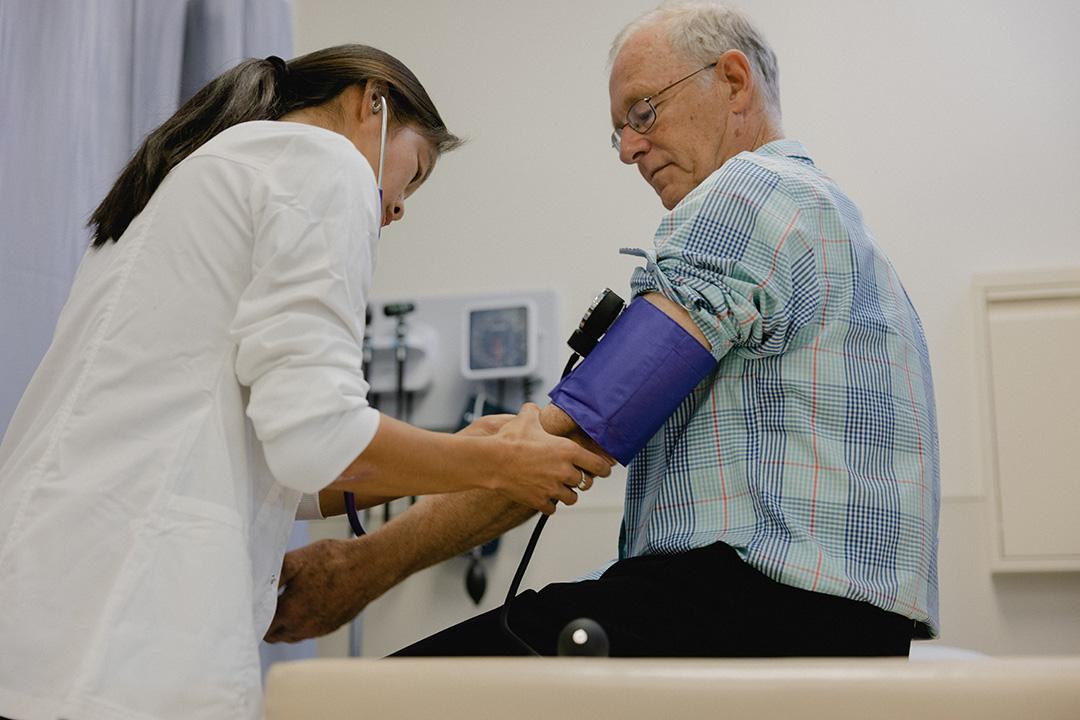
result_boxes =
[376,125,435,227]
[342,85,436,228]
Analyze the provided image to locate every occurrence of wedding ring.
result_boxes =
[577,471,589,491]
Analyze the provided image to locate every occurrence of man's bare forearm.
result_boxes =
[359,406,586,578]
[361,488,536,584]
[331,407,593,593]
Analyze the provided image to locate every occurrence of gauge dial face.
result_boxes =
[579,290,608,331]
[468,306,529,372]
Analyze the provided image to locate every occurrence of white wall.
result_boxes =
[294,0,1080,656]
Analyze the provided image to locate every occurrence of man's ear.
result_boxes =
[717,49,753,112]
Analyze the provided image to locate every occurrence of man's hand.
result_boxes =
[266,408,608,644]
[267,486,537,644]
[266,536,393,643]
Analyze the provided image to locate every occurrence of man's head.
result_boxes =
[608,2,782,209]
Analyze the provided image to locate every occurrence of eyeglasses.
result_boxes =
[611,62,717,152]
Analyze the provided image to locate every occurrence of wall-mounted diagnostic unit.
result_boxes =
[462,300,538,380]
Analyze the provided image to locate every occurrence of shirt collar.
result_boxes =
[753,138,815,167]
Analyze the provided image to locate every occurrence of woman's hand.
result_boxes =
[540,404,616,466]
[485,403,612,514]
[457,413,514,437]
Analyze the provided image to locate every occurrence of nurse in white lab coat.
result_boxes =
[0,45,610,720]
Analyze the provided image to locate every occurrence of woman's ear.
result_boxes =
[361,82,389,118]
[335,83,369,123]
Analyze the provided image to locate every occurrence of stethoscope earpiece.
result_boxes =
[376,95,388,230]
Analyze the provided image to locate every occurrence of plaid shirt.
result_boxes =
[621,139,940,636]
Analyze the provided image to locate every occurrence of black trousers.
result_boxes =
[393,542,914,657]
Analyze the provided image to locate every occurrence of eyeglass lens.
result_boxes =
[611,100,656,151]
[610,61,718,152]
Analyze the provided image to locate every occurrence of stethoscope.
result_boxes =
[343,94,389,539]
[345,280,625,651]
[375,93,388,216]
[337,110,625,654]
[498,288,625,655]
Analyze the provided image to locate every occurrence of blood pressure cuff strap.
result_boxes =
[548,297,716,465]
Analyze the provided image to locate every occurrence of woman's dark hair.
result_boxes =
[89,45,462,247]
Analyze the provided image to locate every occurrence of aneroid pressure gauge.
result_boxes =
[568,288,625,358]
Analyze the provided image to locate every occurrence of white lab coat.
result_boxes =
[0,121,382,720]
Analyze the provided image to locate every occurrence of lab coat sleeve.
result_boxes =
[231,147,381,495]
[630,156,821,363]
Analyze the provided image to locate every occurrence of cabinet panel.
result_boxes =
[987,296,1080,561]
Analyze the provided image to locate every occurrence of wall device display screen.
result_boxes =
[468,306,529,371]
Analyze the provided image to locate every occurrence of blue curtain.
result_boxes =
[0,0,293,436]
[0,0,313,671]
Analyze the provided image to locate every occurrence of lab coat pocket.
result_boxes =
[79,495,262,720]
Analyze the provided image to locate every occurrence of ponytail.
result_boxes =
[89,59,280,247]
[89,45,461,247]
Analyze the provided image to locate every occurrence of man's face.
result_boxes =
[609,28,730,210]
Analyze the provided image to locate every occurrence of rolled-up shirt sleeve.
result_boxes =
[629,156,821,362]
[231,142,381,494]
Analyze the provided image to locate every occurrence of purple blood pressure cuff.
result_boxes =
[548,297,716,465]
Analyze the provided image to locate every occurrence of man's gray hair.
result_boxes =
[610,1,781,122]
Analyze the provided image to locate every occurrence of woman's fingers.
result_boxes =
[458,413,515,437]
[516,402,541,422]
[570,444,614,477]
[491,403,615,513]
[555,485,578,506]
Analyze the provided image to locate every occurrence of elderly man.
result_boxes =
[267,1,939,657]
